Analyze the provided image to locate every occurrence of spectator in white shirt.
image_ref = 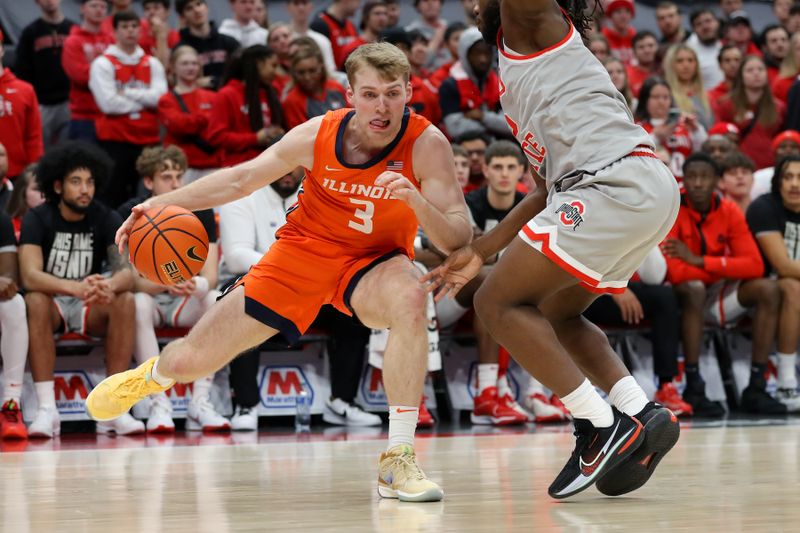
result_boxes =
[286,0,337,76]
[686,8,724,91]
[219,0,269,48]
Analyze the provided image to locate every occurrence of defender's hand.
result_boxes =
[420,245,484,302]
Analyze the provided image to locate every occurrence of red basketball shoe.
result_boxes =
[1,400,27,440]
[471,387,527,426]
[654,382,693,417]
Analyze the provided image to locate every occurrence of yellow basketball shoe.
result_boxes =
[378,444,444,502]
[86,357,172,421]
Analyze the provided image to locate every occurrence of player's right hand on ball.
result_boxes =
[116,201,153,255]
[420,245,484,302]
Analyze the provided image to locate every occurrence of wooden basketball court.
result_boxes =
[1,420,798,531]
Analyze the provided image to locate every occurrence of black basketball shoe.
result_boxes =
[596,402,680,496]
[548,408,644,499]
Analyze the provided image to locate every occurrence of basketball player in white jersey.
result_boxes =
[424,0,682,499]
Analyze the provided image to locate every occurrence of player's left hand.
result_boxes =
[375,171,423,208]
[421,245,484,302]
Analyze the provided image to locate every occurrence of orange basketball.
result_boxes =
[128,205,209,285]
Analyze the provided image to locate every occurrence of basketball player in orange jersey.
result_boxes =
[425,0,681,499]
[85,42,471,503]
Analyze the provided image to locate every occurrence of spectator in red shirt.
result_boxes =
[636,78,707,180]
[773,32,800,103]
[604,57,635,112]
[62,0,114,143]
[141,0,180,68]
[723,11,761,58]
[209,45,285,167]
[663,152,785,415]
[429,22,466,89]
[282,39,347,130]
[714,55,786,170]
[89,11,167,207]
[707,44,742,104]
[340,1,389,63]
[267,22,293,96]
[157,45,222,184]
[761,24,790,85]
[310,0,360,70]
[626,31,660,98]
[0,34,44,182]
[601,0,636,65]
[6,163,44,241]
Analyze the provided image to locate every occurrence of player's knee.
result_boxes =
[752,279,780,311]
[158,338,194,380]
[111,291,136,317]
[675,281,705,308]
[0,292,26,316]
[24,291,51,317]
[390,284,427,326]
[778,278,800,310]
[474,285,501,327]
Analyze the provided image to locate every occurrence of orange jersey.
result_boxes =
[281,108,430,257]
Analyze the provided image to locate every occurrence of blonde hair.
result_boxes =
[780,32,800,78]
[664,44,711,119]
[169,45,199,86]
[344,42,410,87]
[136,145,188,179]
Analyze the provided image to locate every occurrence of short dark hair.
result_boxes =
[791,2,800,17]
[632,30,657,48]
[454,131,492,147]
[656,1,679,12]
[36,141,111,204]
[176,0,203,15]
[360,1,387,31]
[773,154,800,195]
[720,151,755,174]
[112,10,140,29]
[407,29,428,45]
[445,21,467,42]
[718,43,740,63]
[761,24,789,47]
[485,140,526,166]
[689,7,716,27]
[683,152,720,178]
[143,0,170,8]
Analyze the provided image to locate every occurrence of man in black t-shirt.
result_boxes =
[746,154,800,412]
[18,141,139,438]
[14,0,76,149]
[119,145,229,433]
[0,211,30,440]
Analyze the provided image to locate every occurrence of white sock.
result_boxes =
[134,293,160,365]
[388,406,418,450]
[35,381,56,410]
[192,374,213,402]
[0,295,29,405]
[608,375,649,416]
[560,379,614,428]
[150,358,175,388]
[777,352,798,389]
[525,373,546,396]
[478,364,499,394]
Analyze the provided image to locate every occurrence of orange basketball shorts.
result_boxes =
[230,229,402,344]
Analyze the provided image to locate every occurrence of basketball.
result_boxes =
[127,205,209,285]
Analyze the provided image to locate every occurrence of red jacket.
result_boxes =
[626,64,652,98]
[208,79,277,166]
[409,74,441,127]
[602,26,635,65]
[713,96,786,169]
[312,12,358,70]
[158,88,222,169]
[665,192,764,286]
[772,75,795,103]
[61,25,114,119]
[282,78,347,130]
[707,80,731,105]
[429,61,454,89]
[0,70,43,177]
[94,54,159,144]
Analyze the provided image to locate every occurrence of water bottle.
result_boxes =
[295,389,312,432]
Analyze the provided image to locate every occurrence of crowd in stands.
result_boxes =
[2,0,800,440]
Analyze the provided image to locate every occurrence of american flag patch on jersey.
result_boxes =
[386,160,404,171]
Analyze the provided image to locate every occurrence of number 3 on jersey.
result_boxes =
[348,198,374,234]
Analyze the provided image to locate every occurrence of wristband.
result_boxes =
[193,276,210,298]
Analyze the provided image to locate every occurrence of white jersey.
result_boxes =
[498,23,653,191]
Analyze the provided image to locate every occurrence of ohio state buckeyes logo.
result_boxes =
[556,201,585,230]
